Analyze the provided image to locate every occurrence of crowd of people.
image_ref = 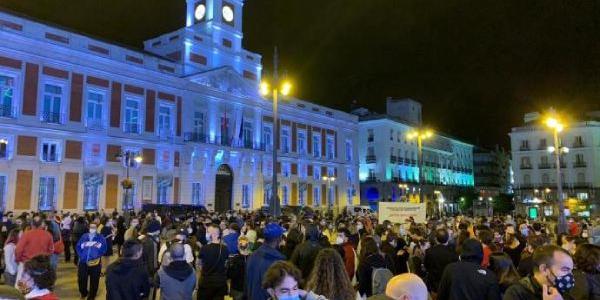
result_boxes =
[0,207,597,300]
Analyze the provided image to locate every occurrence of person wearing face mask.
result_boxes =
[124,218,140,241]
[158,231,195,267]
[504,245,575,300]
[227,236,251,300]
[336,228,357,280]
[246,222,287,300]
[424,229,458,295]
[263,261,326,300]
[105,239,151,299]
[76,223,107,300]
[197,224,230,300]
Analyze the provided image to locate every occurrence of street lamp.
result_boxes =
[323,176,336,214]
[407,129,433,205]
[115,151,142,211]
[260,48,293,218]
[544,115,568,234]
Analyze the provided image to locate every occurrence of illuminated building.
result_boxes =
[0,1,359,212]
[353,98,474,213]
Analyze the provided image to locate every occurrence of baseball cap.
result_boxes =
[263,222,285,240]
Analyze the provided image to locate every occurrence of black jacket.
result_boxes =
[357,253,395,297]
[105,259,151,300]
[504,275,575,300]
[568,270,600,300]
[290,241,323,280]
[424,244,459,292]
[227,253,248,292]
[438,260,500,300]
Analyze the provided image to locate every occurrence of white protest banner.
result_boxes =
[378,202,427,224]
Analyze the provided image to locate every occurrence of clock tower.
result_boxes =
[144,0,262,81]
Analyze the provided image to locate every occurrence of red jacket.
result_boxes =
[15,229,54,263]
[342,242,356,280]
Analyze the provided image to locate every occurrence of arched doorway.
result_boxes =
[215,164,233,212]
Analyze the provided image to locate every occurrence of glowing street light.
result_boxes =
[544,112,568,233]
[322,176,336,214]
[407,128,434,204]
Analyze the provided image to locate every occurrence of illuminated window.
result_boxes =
[158,104,173,138]
[124,98,140,134]
[313,186,320,207]
[38,176,56,211]
[41,140,61,163]
[312,134,321,157]
[242,184,251,208]
[0,75,14,118]
[282,185,289,205]
[192,182,203,205]
[86,90,105,129]
[345,140,352,162]
[262,126,272,151]
[41,84,62,124]
[297,130,306,154]
[281,127,290,153]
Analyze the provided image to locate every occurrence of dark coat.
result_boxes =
[438,260,501,300]
[105,259,151,300]
[245,244,286,300]
[504,275,575,300]
[424,244,459,292]
[568,270,600,300]
[290,241,323,280]
[357,253,395,297]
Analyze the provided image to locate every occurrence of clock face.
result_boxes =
[222,5,234,23]
[194,4,206,21]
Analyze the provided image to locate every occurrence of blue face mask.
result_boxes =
[278,295,300,300]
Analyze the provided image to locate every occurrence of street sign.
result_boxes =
[379,202,427,224]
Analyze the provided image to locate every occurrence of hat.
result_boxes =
[460,238,483,260]
[146,220,161,233]
[263,223,285,240]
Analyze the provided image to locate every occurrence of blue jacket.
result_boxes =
[245,244,285,300]
[76,232,107,264]
[223,232,240,254]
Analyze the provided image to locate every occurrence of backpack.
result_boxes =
[371,267,393,295]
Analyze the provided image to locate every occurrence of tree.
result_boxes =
[492,193,515,215]
[458,191,478,214]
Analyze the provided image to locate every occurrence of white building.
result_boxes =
[510,112,600,217]
[355,98,474,213]
[0,0,360,212]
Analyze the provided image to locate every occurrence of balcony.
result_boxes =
[390,155,397,163]
[519,146,530,151]
[573,141,584,148]
[158,128,174,141]
[41,111,62,124]
[183,132,267,151]
[573,162,587,168]
[537,144,548,150]
[366,155,376,163]
[184,132,208,143]
[538,163,552,169]
[86,119,106,131]
[123,122,140,134]
[0,104,15,118]
[520,164,533,170]
[397,157,404,164]
[554,162,567,169]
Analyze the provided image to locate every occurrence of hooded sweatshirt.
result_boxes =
[105,259,151,300]
[156,260,196,300]
[245,244,286,300]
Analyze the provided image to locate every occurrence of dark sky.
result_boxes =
[2,0,600,148]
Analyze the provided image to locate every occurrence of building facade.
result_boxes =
[355,99,474,214]
[510,112,600,217]
[473,146,513,196]
[0,0,360,212]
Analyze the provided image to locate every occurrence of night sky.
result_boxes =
[2,0,600,148]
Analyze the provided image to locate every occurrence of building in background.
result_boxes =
[510,112,600,218]
[473,146,513,216]
[0,0,359,212]
[354,98,474,215]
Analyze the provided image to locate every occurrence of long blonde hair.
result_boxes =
[305,248,355,300]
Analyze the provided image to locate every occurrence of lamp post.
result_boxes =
[407,129,433,205]
[545,116,568,234]
[260,48,292,218]
[116,151,142,211]
[323,176,336,214]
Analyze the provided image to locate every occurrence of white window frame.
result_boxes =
[0,67,21,118]
[345,140,352,162]
[281,126,290,153]
[39,79,67,124]
[312,133,321,158]
[38,175,57,211]
[40,139,62,163]
[313,186,320,207]
[313,165,321,181]
[297,130,306,155]
[242,120,253,148]
[123,95,143,134]
[193,111,206,136]
[263,124,273,151]
[83,180,101,211]
[192,182,203,205]
[157,102,174,138]
[157,182,170,205]
[85,87,108,130]
[122,147,143,169]
[326,135,335,159]
[242,184,251,209]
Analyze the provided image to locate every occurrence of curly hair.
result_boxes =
[574,244,600,274]
[306,248,355,300]
[24,255,56,290]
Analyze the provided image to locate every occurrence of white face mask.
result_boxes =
[187,227,193,234]
[356,223,364,230]
[206,233,212,242]
[335,236,344,245]
[89,229,97,234]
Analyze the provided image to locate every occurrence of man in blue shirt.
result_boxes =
[76,222,107,300]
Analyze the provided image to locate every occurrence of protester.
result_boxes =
[438,238,500,300]
[568,243,600,300]
[227,236,250,300]
[3,229,19,287]
[16,255,58,300]
[15,217,53,283]
[60,212,72,263]
[139,220,161,278]
[76,222,107,300]
[489,253,520,296]
[71,216,88,265]
[155,243,196,300]
[290,223,323,280]
[223,223,241,255]
[357,236,395,297]
[105,239,151,300]
[424,228,458,294]
[504,245,575,300]
[245,222,286,300]
[197,223,230,300]
[262,261,326,300]
[306,248,357,300]
[336,228,357,280]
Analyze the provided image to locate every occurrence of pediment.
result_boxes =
[187,66,260,98]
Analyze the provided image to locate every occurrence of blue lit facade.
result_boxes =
[0,1,360,212]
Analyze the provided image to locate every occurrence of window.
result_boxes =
[263,184,272,206]
[313,186,320,207]
[368,169,375,179]
[0,139,7,160]
[282,162,291,177]
[38,176,56,211]
[521,156,530,167]
[83,172,102,211]
[577,192,589,200]
[242,121,253,148]
[297,131,306,154]
[577,173,586,184]
[281,127,290,153]
[86,90,105,129]
[157,177,171,204]
[328,186,335,207]
[542,173,549,184]
[299,185,306,206]
[574,136,583,147]
[122,183,136,211]
[326,135,334,159]
[193,111,205,139]
[0,75,14,118]
[282,185,289,205]
[299,163,307,179]
[124,98,140,134]
[0,175,5,211]
[263,125,272,151]
[576,154,585,164]
[158,105,173,138]
[242,184,251,209]
[41,84,62,123]
[390,129,394,141]
[192,182,203,205]
[520,140,529,150]
[312,134,321,157]
[313,165,321,181]
[367,146,374,156]
[367,129,374,142]
[539,138,547,149]
[220,115,230,143]
[523,174,531,185]
[345,140,352,162]
[41,141,60,163]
